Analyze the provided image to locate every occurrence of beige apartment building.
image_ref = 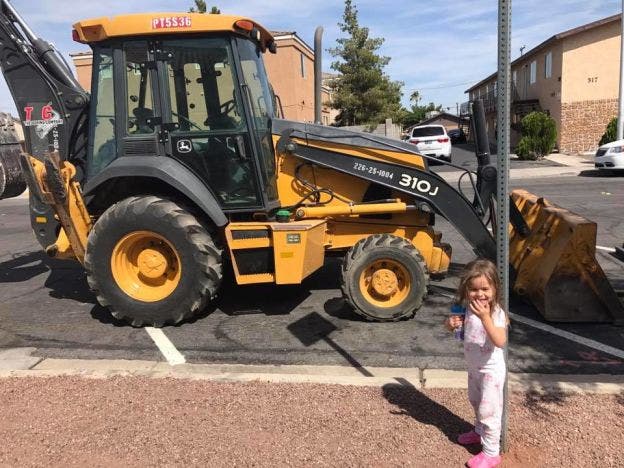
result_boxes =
[465,14,621,153]
[71,31,336,125]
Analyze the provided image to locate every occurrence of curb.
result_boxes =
[0,354,622,394]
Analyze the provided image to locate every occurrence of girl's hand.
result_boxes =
[445,315,463,331]
[469,299,491,322]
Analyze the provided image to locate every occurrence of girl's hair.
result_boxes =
[456,258,501,308]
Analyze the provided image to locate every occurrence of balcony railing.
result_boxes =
[460,84,522,116]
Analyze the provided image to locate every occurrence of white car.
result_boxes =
[595,139,624,171]
[407,125,452,162]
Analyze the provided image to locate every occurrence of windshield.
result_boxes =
[236,38,278,202]
[412,127,445,137]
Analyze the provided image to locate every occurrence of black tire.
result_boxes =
[341,234,429,322]
[84,196,223,327]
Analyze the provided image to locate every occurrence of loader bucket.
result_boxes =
[509,189,624,324]
[0,114,26,200]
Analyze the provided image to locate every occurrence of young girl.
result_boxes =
[445,259,508,468]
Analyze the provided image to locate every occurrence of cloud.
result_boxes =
[0,0,621,114]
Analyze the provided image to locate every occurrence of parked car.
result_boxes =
[448,128,467,144]
[407,125,451,162]
[595,139,624,171]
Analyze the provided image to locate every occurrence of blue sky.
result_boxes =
[0,0,621,115]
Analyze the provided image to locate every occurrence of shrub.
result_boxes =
[515,111,557,160]
[599,117,617,146]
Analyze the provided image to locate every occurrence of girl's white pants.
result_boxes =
[467,367,506,456]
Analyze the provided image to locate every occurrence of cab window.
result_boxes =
[162,38,261,209]
[124,42,156,135]
[165,38,244,132]
[87,47,115,176]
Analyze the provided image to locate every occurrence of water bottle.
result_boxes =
[450,304,466,341]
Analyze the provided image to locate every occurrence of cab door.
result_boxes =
[155,37,264,212]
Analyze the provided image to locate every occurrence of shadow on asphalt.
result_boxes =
[579,169,624,178]
[383,378,476,451]
[217,280,311,317]
[0,250,95,304]
[0,251,51,284]
[287,311,373,376]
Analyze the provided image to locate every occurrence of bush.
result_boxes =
[599,117,617,146]
[515,111,557,160]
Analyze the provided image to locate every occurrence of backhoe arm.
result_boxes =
[0,0,89,164]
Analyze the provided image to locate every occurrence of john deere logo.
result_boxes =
[177,139,192,153]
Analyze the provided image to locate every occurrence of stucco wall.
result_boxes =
[72,55,93,91]
[263,36,315,122]
[561,20,620,103]
[560,99,617,153]
[558,20,620,152]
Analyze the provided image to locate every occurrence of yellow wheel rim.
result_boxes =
[111,231,181,302]
[359,258,411,308]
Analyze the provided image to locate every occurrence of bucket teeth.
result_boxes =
[510,189,624,324]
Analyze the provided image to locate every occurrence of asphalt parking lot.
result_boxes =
[2,145,624,375]
[1,177,623,376]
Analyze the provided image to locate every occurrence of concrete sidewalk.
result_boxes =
[440,152,593,184]
[1,348,622,395]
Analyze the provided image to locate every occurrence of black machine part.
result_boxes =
[471,99,530,237]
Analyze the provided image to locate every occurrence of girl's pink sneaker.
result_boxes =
[466,451,501,468]
[457,430,481,445]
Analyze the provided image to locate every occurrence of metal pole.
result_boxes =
[497,0,511,453]
[617,0,624,140]
[314,26,324,125]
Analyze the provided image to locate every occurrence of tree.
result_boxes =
[400,91,443,128]
[599,117,617,146]
[328,0,403,127]
[188,1,220,14]
[515,111,557,160]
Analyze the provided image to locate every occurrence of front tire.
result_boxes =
[341,234,429,321]
[85,196,223,327]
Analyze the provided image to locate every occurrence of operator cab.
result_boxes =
[79,14,279,213]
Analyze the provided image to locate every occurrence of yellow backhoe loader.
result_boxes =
[0,1,621,326]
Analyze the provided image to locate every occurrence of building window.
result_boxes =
[300,53,306,78]
[545,52,552,78]
[513,70,517,86]
[494,82,497,97]
[530,60,537,84]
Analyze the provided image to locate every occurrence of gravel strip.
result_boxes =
[0,376,622,467]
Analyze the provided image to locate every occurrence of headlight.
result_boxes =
[608,146,624,153]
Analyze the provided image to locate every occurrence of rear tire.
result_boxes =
[341,234,428,321]
[85,196,223,327]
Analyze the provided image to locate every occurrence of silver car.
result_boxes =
[595,139,624,171]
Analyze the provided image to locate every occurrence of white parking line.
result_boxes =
[145,328,186,365]
[509,313,624,360]
[596,245,616,253]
